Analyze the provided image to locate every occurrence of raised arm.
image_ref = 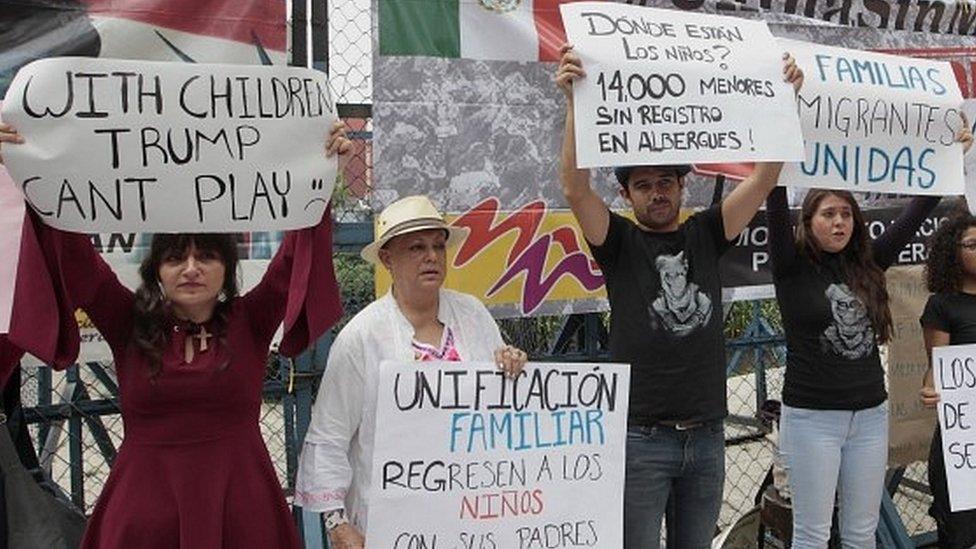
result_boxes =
[556,44,610,247]
[2,123,132,363]
[764,186,800,277]
[720,53,803,241]
[240,121,349,354]
[872,196,942,270]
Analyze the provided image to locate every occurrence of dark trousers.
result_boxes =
[623,420,725,549]
[929,427,976,549]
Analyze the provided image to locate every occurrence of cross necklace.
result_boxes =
[183,325,213,364]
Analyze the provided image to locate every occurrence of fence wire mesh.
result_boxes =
[14,310,939,541]
[9,1,939,545]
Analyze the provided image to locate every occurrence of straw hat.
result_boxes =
[360,195,469,264]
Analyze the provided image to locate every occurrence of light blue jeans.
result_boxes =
[779,403,888,549]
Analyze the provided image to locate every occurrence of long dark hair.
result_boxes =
[925,212,976,294]
[132,234,239,377]
[795,189,893,344]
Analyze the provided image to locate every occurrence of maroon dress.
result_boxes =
[3,211,341,548]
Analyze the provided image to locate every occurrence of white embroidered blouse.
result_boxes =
[293,289,505,529]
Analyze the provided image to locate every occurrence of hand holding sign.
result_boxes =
[1,58,340,233]
[329,525,365,549]
[957,113,974,154]
[921,384,942,408]
[554,44,586,102]
[494,344,528,379]
[0,122,25,164]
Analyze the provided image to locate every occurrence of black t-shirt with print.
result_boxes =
[588,206,731,425]
[772,252,887,410]
[920,292,976,345]
[766,187,941,410]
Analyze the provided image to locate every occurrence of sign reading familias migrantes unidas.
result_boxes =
[780,38,966,196]
[1,57,337,233]
[366,361,630,549]
[560,2,804,168]
[931,344,976,512]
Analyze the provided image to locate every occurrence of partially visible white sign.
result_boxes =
[780,38,965,196]
[932,344,976,512]
[1,57,337,233]
[562,2,804,168]
[0,164,24,334]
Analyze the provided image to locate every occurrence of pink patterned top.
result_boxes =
[411,326,462,362]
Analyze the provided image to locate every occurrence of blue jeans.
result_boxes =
[779,403,888,549]
[623,420,725,549]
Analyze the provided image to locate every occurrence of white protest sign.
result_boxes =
[561,2,804,169]
[366,361,629,549]
[780,38,965,195]
[0,165,25,334]
[931,344,976,512]
[1,57,337,233]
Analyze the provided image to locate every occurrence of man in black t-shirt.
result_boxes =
[554,44,803,548]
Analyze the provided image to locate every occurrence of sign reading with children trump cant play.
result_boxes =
[780,39,966,196]
[366,361,629,549]
[560,2,804,168]
[931,344,976,512]
[0,57,337,233]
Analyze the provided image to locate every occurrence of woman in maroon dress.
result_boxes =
[0,120,349,548]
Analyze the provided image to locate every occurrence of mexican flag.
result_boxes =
[379,0,592,62]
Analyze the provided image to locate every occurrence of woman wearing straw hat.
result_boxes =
[294,195,528,549]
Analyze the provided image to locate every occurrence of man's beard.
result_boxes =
[637,201,678,230]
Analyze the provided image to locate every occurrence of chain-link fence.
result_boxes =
[14,308,939,541]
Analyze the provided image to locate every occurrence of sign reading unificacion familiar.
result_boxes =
[1,57,337,233]
[561,2,804,168]
[780,38,965,195]
[366,361,629,549]
[931,344,976,512]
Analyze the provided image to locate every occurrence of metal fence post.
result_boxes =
[66,364,85,509]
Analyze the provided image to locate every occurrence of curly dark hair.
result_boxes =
[132,234,239,378]
[795,189,893,344]
[925,213,976,294]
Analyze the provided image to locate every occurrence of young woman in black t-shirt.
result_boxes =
[920,212,976,549]
[765,122,972,549]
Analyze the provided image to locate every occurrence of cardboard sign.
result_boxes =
[931,344,976,512]
[366,361,630,549]
[780,38,965,195]
[561,2,804,168]
[1,57,337,233]
[886,265,938,467]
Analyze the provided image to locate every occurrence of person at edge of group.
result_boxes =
[920,210,976,549]
[554,43,804,548]
[765,122,973,548]
[0,120,351,548]
[292,195,529,549]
